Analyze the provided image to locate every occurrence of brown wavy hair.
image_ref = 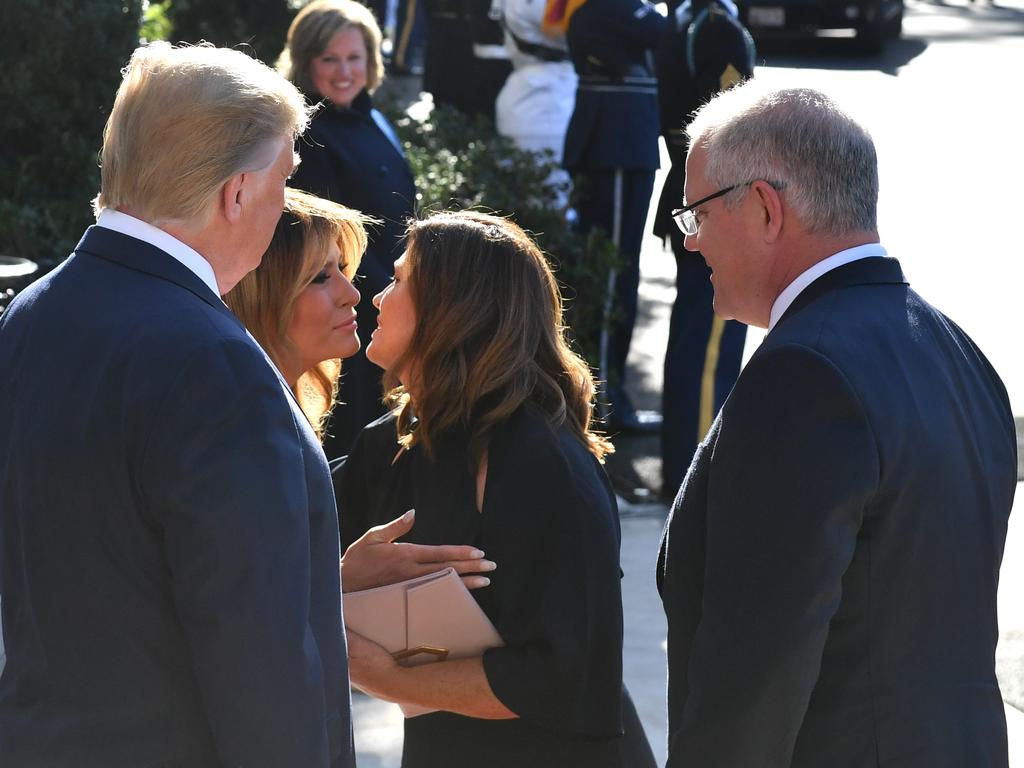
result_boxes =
[384,211,612,466]
[226,188,370,439]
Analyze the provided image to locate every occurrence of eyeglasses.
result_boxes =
[671,179,785,236]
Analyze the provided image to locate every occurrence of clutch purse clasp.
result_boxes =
[392,645,450,663]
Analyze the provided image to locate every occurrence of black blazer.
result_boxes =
[0,226,354,767]
[658,257,1017,767]
[335,407,634,767]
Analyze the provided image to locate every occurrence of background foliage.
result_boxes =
[0,0,144,269]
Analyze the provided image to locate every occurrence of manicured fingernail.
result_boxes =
[470,549,485,558]
[478,577,490,587]
[403,509,415,522]
[481,560,497,571]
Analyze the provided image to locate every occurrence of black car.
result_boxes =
[739,0,904,51]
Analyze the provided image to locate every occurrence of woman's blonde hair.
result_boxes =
[278,0,385,100]
[225,188,370,439]
[95,42,311,225]
[385,211,613,466]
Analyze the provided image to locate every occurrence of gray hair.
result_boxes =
[95,42,313,225]
[686,83,878,235]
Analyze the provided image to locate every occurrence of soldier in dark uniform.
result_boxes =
[652,0,754,496]
[562,0,666,431]
[422,0,511,120]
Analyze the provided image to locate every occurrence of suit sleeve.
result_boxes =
[141,337,332,767]
[668,344,879,766]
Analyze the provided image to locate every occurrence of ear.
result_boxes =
[751,180,784,244]
[219,172,247,225]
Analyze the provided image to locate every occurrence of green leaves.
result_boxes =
[0,1,144,265]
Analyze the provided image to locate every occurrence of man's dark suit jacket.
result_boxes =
[0,226,354,767]
[658,257,1017,767]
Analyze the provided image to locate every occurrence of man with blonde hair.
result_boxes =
[0,43,355,767]
[658,82,1016,766]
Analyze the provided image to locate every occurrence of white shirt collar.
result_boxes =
[95,209,221,298]
[768,242,889,331]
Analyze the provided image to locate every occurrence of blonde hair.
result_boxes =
[278,0,385,99]
[225,188,370,439]
[95,42,312,225]
[384,211,613,466]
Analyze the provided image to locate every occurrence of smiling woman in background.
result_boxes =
[279,0,417,457]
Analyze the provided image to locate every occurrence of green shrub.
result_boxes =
[141,0,174,42]
[383,102,620,371]
[0,1,144,268]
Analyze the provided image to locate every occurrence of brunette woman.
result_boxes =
[336,211,656,768]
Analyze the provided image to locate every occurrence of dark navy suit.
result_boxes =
[0,226,354,767]
[563,0,665,418]
[658,257,1017,767]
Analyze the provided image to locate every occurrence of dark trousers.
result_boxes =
[661,227,746,495]
[575,167,656,417]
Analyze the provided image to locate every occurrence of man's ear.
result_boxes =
[752,180,784,243]
[219,172,247,225]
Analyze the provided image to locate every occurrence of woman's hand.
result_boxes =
[340,509,497,593]
[345,630,517,719]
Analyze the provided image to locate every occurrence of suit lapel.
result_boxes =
[776,257,907,330]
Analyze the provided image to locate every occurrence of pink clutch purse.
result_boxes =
[343,567,505,717]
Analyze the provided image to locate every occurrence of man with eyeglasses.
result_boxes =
[657,82,1016,767]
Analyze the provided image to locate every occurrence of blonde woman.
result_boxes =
[226,187,366,438]
[336,211,656,768]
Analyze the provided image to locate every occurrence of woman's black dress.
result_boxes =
[335,405,656,768]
